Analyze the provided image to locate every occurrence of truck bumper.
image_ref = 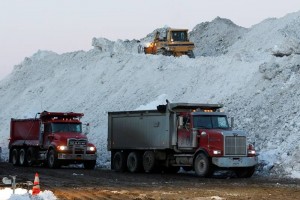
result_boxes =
[57,153,97,161]
[212,156,257,168]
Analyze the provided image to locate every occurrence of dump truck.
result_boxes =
[9,111,97,169]
[108,101,257,177]
[139,28,195,58]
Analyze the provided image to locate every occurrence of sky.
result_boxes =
[0,0,300,80]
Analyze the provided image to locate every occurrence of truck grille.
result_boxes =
[224,136,246,156]
[68,139,87,154]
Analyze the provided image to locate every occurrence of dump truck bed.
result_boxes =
[10,118,40,147]
[108,110,176,150]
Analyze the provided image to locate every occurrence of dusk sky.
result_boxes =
[1,0,300,80]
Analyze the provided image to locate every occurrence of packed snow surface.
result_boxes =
[0,188,57,200]
[1,11,300,178]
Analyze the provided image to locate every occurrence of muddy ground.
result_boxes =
[0,162,299,200]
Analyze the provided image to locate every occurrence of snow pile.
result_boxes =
[92,37,140,54]
[0,188,57,200]
[190,17,247,57]
[227,11,300,60]
[225,55,300,177]
[1,11,300,178]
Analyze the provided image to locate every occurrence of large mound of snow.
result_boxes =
[1,11,300,178]
[190,17,247,57]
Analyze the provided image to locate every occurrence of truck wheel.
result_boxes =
[26,147,36,166]
[127,152,142,173]
[19,149,28,166]
[47,149,60,169]
[194,153,213,177]
[113,152,126,172]
[235,166,255,178]
[143,151,155,173]
[11,149,19,166]
[84,160,96,169]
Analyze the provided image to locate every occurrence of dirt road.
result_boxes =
[0,162,299,200]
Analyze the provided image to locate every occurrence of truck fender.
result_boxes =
[193,148,210,163]
[47,144,57,154]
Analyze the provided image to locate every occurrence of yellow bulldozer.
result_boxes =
[139,28,195,58]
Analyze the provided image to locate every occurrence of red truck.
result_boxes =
[9,111,97,169]
[108,101,258,177]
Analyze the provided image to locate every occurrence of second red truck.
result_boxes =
[108,101,258,177]
[9,111,97,169]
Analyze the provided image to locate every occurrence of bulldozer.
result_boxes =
[139,28,195,58]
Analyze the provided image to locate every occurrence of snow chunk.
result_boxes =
[272,37,300,57]
[135,94,169,110]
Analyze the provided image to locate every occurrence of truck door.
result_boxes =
[43,123,52,149]
[177,115,192,148]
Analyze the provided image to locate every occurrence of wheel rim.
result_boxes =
[114,154,121,170]
[143,151,155,172]
[48,151,54,167]
[197,160,206,174]
[194,154,209,176]
[27,151,32,165]
[19,150,25,165]
[127,154,137,172]
[12,150,18,165]
[143,155,153,170]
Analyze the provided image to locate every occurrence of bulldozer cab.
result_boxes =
[168,29,189,42]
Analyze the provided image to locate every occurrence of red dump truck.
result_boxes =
[9,111,97,169]
[108,101,257,177]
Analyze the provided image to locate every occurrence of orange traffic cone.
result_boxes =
[32,172,40,195]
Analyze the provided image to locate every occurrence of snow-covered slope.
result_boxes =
[1,11,300,178]
[190,17,247,57]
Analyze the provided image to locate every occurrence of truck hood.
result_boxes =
[53,132,88,143]
[220,130,247,137]
[197,129,247,137]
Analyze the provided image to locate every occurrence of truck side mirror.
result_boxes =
[84,123,90,135]
[178,116,183,129]
[230,117,234,128]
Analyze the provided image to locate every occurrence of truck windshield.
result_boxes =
[51,123,82,133]
[193,115,229,129]
[171,31,188,41]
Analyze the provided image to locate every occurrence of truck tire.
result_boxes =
[194,153,214,177]
[11,149,19,166]
[113,152,126,172]
[127,152,142,173]
[143,151,155,173]
[47,149,60,169]
[26,147,36,166]
[84,160,96,169]
[19,148,28,166]
[235,166,255,178]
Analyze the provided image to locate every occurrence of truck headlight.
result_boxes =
[248,150,256,155]
[87,146,96,152]
[57,146,68,151]
[247,144,256,156]
[213,150,222,155]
